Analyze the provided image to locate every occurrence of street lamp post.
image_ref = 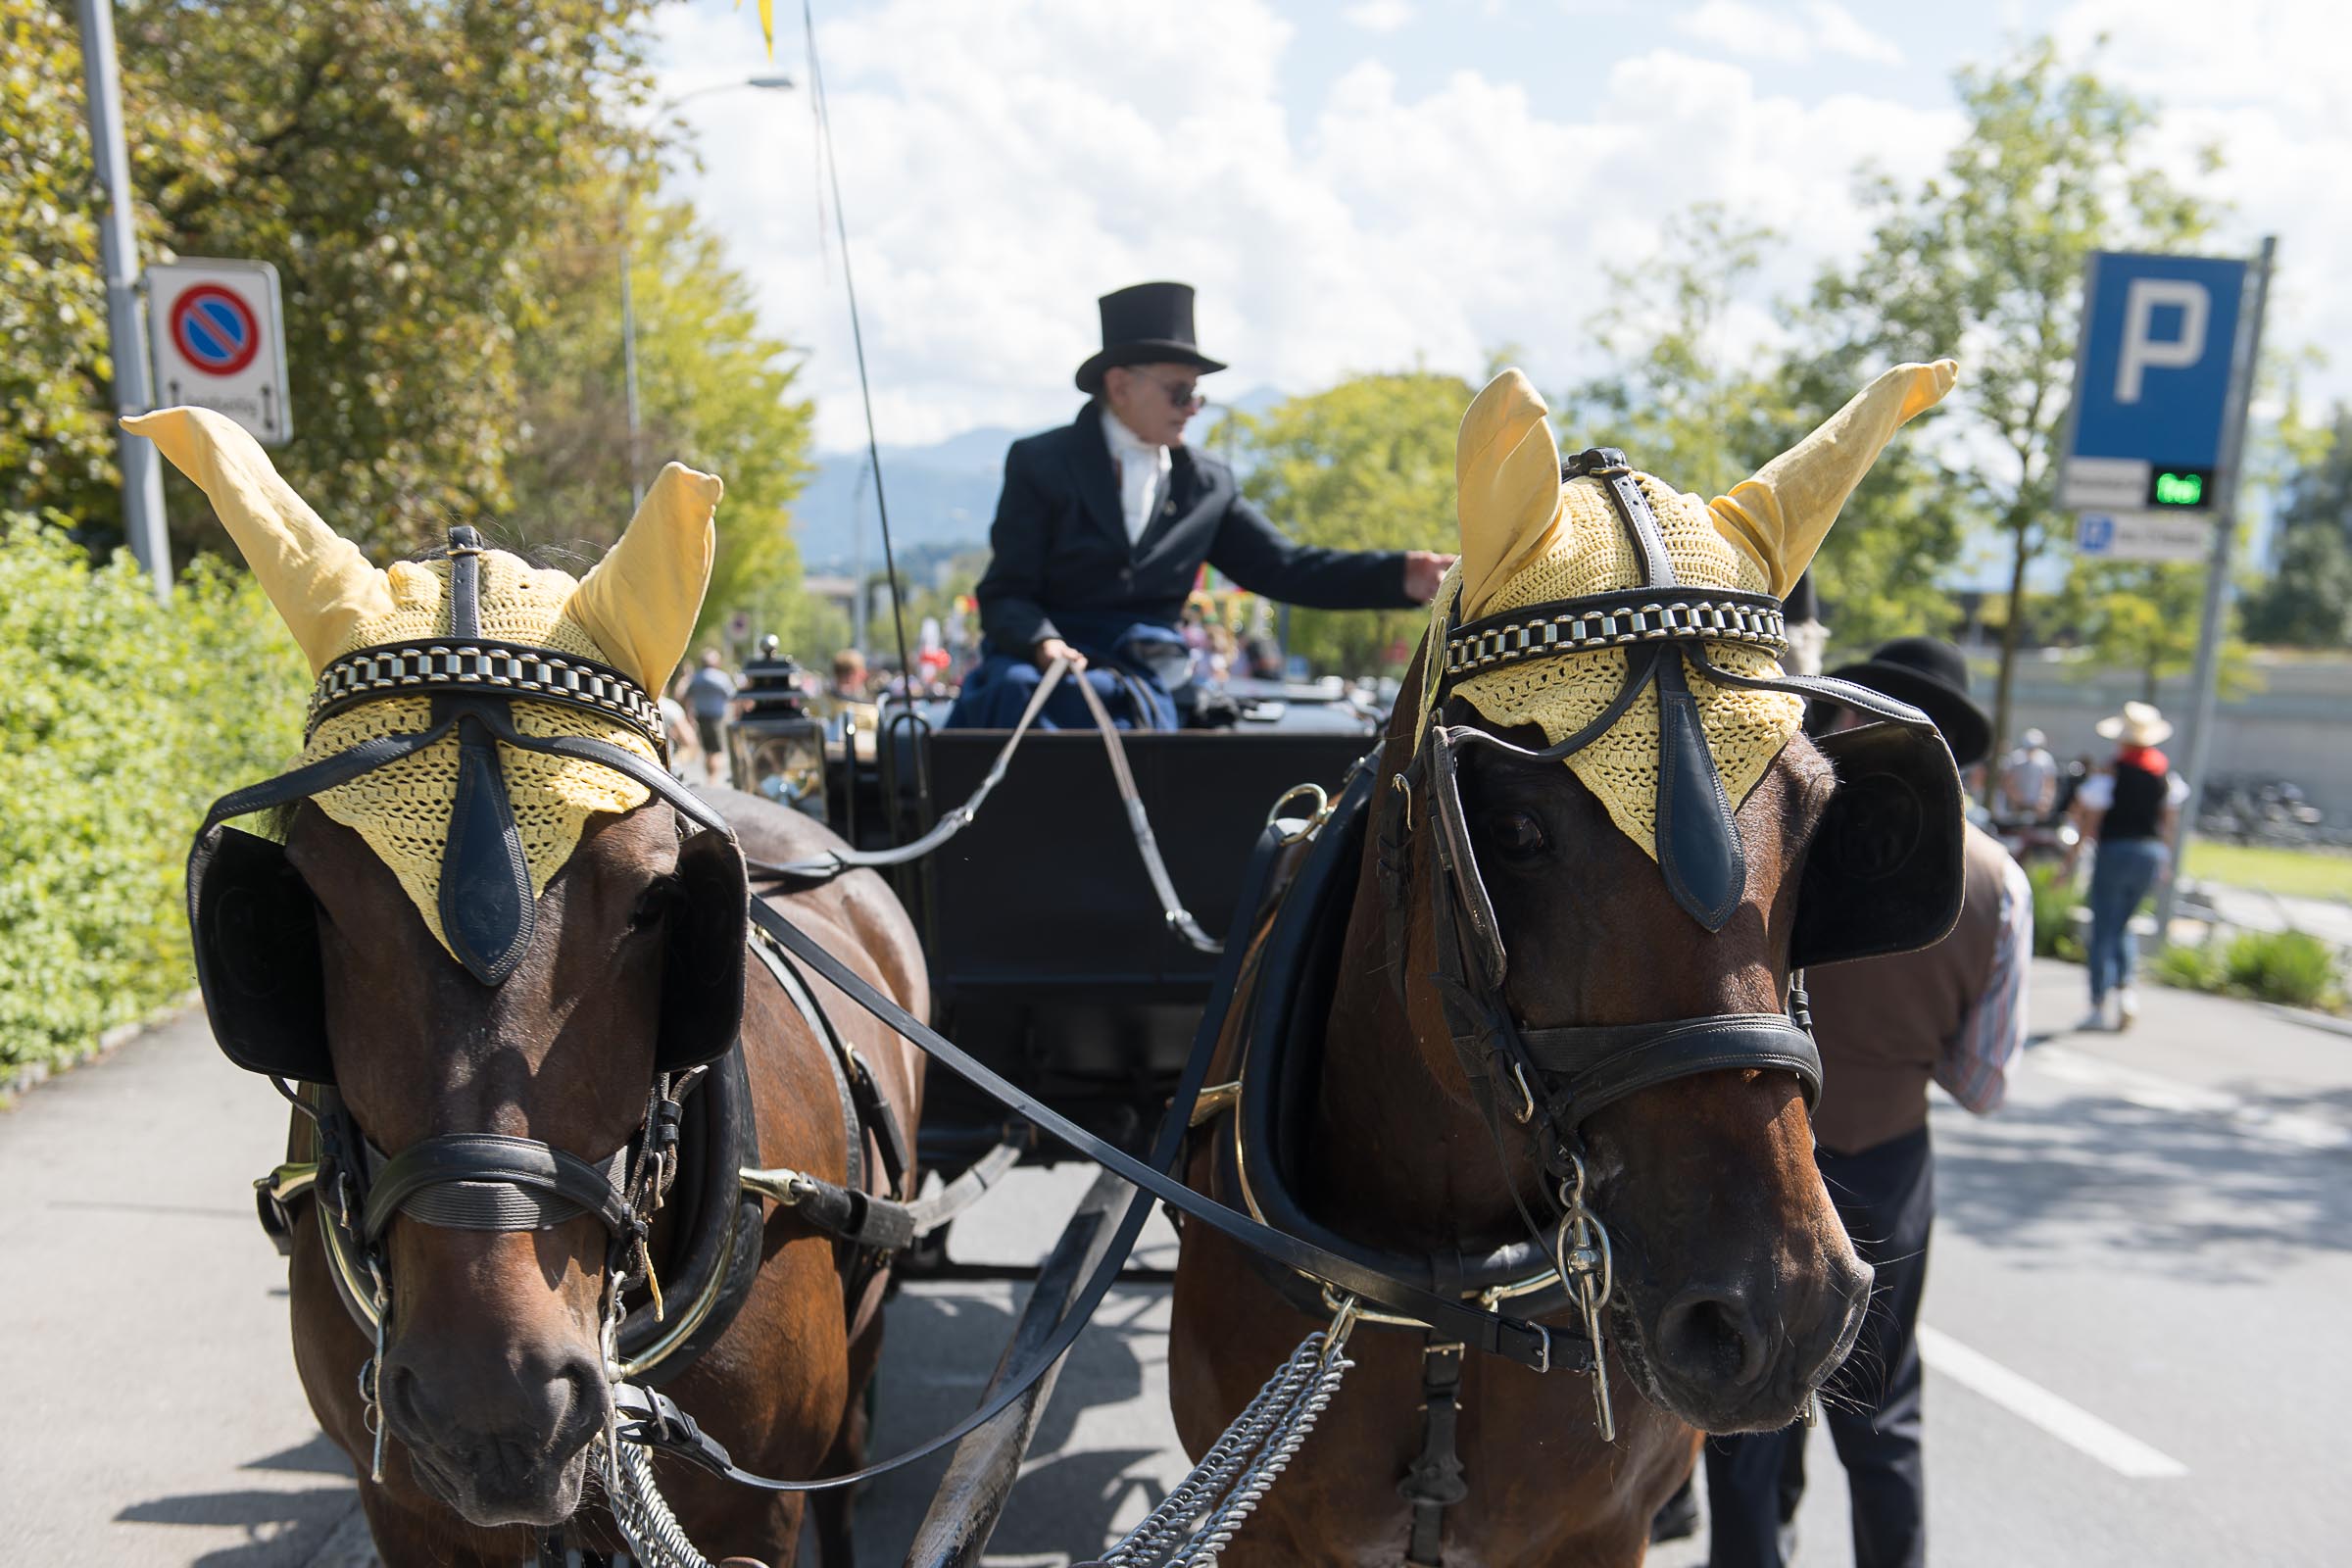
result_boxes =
[75,0,172,597]
[620,74,792,508]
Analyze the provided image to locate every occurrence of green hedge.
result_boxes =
[2150,929,2345,1013]
[0,519,306,1074]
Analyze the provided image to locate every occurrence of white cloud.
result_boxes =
[654,1,1958,455]
[1343,0,1414,32]
[1672,2,1902,68]
[651,0,2352,475]
[1674,1,1809,63]
[1803,2,1903,67]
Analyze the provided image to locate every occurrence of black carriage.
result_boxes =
[809,676,1384,1167]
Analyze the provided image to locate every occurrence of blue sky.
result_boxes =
[649,0,2344,499]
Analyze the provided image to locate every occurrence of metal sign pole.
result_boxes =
[2155,235,2276,934]
[75,0,171,597]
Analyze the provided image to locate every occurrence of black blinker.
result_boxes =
[440,712,536,984]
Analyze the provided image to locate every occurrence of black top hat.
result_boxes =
[1074,281,1228,395]
[1825,635,1992,768]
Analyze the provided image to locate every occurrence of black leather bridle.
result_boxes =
[1377,449,1959,1418]
[187,527,758,1476]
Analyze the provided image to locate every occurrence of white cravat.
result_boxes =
[1102,407,1171,544]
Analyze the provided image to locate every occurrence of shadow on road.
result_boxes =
[1935,1048,2352,1279]
[857,1284,1169,1567]
[116,1434,363,1566]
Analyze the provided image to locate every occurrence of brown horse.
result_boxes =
[1169,362,1961,1564]
[130,407,927,1567]
[285,793,924,1565]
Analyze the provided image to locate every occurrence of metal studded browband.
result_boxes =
[1442,588,1788,680]
[306,639,665,746]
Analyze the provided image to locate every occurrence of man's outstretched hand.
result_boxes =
[1033,637,1088,672]
[1403,551,1457,605]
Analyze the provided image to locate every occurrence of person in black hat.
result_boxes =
[1698,636,2030,1568]
[948,281,1453,729]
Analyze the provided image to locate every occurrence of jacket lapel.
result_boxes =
[1139,445,1200,555]
[1066,406,1129,550]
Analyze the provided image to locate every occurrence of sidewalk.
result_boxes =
[2023,955,2352,1105]
[0,1010,368,1566]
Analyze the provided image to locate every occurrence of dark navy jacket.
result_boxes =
[974,405,1414,654]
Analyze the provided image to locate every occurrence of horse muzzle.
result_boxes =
[1624,1247,1872,1434]
[380,1339,610,1527]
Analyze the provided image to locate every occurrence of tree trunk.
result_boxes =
[1989,507,2033,803]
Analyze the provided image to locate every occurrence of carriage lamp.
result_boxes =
[727,636,828,820]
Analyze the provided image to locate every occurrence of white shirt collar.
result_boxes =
[1101,406,1171,543]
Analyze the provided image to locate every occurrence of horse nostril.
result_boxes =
[381,1356,429,1434]
[1656,1284,1770,1388]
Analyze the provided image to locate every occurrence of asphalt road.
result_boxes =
[4,958,2347,1566]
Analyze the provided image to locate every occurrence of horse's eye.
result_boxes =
[628,882,680,933]
[1487,809,1548,859]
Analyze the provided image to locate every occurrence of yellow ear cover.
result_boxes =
[1709,359,1959,597]
[121,408,393,673]
[566,462,723,696]
[1455,368,1566,619]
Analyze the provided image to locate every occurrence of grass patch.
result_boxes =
[2151,928,2344,1013]
[2028,862,2085,963]
[2181,840,2352,902]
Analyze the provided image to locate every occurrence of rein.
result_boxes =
[752,655,1223,955]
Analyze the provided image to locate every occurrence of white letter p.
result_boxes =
[2115,279,2209,404]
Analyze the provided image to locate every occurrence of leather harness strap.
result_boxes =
[361,1134,637,1242]
[1399,1333,1469,1566]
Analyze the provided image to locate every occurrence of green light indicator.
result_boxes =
[2153,471,2204,506]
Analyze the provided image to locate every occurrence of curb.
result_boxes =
[0,993,201,1104]
[2260,1003,2352,1040]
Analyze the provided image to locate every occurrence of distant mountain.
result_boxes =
[789,388,1288,571]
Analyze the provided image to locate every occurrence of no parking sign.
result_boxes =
[148,259,292,445]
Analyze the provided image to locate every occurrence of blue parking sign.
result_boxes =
[2067,252,2246,473]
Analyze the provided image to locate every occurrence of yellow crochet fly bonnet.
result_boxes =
[125,408,720,960]
[1434,360,1958,859]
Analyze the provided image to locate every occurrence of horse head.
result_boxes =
[1359,360,1957,1435]
[135,409,733,1526]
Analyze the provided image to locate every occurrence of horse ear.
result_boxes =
[566,462,722,696]
[121,408,392,674]
[1709,360,1958,596]
[1455,368,1563,618]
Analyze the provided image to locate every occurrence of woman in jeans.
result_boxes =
[2067,702,2189,1030]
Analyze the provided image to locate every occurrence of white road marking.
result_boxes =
[1919,1325,2187,1479]
[2030,1044,2352,1153]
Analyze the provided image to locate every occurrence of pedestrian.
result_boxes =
[947,281,1452,731]
[682,648,737,785]
[1995,726,2058,822]
[830,648,868,702]
[1701,636,2032,1568]
[2065,701,2188,1031]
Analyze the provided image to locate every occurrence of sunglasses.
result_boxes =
[1123,369,1205,411]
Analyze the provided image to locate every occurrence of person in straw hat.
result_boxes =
[2065,700,2188,1030]
[949,281,1453,730]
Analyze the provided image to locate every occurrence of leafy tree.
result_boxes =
[0,1,117,529]
[1806,39,2220,753]
[114,0,662,556]
[2051,559,2255,701]
[1233,371,1473,676]
[1563,205,1786,498]
[1563,206,1969,655]
[2242,406,2352,646]
[503,188,825,670]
